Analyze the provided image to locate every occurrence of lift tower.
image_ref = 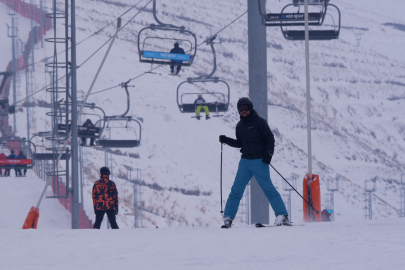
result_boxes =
[247,0,269,225]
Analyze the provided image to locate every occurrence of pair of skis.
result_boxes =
[221,223,300,229]
[255,223,304,227]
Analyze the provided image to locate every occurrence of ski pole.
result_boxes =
[270,163,319,214]
[220,143,224,216]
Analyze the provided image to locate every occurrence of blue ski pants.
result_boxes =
[224,158,288,220]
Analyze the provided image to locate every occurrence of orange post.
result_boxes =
[22,206,40,229]
[303,174,322,222]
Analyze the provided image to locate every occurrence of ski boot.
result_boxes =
[221,217,233,229]
[206,115,210,120]
[196,116,201,120]
[274,215,291,226]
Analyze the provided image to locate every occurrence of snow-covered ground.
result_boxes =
[0,171,71,229]
[0,1,405,269]
[1,0,405,230]
[1,218,405,270]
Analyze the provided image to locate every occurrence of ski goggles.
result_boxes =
[238,105,250,112]
[327,209,334,214]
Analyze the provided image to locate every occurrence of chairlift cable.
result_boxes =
[14,74,67,105]
[13,0,152,105]
[125,10,248,85]
[78,0,153,67]
[18,0,147,70]
[209,11,247,39]
[18,6,246,103]
[81,84,121,98]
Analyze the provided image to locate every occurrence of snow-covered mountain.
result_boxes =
[1,0,405,229]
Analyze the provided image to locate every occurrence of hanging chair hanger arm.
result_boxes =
[206,35,218,78]
[187,35,219,81]
[152,0,179,28]
[120,80,132,117]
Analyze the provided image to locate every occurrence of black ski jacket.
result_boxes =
[224,109,275,159]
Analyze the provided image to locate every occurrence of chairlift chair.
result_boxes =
[264,0,328,27]
[97,116,141,148]
[0,138,36,170]
[96,82,141,148]
[262,0,341,41]
[176,35,230,117]
[56,103,106,147]
[177,80,230,117]
[137,0,197,67]
[281,3,341,41]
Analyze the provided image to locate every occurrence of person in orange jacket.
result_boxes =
[92,167,119,229]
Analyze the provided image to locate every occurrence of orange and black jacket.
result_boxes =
[92,176,119,212]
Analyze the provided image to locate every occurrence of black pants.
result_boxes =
[93,210,119,229]
[16,168,27,176]
[170,64,181,74]
[81,137,95,146]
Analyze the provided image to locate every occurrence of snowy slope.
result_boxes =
[2,0,405,228]
[0,171,71,229]
[1,218,405,270]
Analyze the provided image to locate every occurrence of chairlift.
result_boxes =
[97,116,141,148]
[137,0,197,67]
[262,0,341,41]
[176,35,230,117]
[96,82,141,148]
[56,102,106,147]
[0,137,36,171]
[263,0,327,27]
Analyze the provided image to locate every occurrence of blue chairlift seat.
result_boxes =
[142,51,191,62]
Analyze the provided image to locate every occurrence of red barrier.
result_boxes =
[303,174,322,222]
[51,178,93,229]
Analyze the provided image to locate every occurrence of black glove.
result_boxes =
[219,135,228,144]
[93,206,97,214]
[115,208,119,215]
[262,153,272,165]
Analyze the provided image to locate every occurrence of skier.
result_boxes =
[81,119,96,146]
[219,97,289,228]
[170,42,185,75]
[7,150,18,177]
[92,167,119,229]
[321,209,332,222]
[16,150,27,176]
[194,94,210,120]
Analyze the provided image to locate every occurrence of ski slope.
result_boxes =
[0,0,405,230]
[1,218,404,270]
[0,171,71,229]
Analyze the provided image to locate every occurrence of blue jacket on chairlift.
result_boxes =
[170,45,185,63]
